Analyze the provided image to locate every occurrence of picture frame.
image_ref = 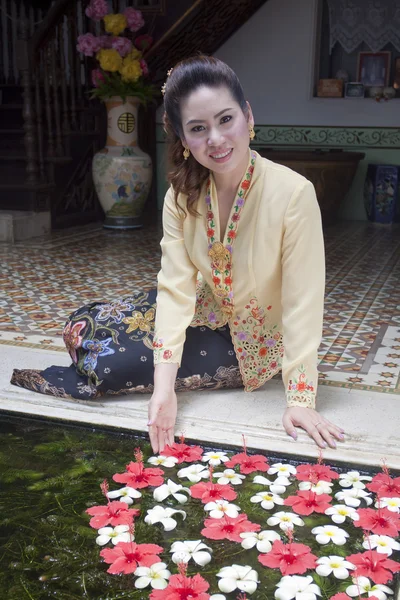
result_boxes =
[394,57,400,88]
[344,82,365,98]
[317,79,343,97]
[357,51,391,87]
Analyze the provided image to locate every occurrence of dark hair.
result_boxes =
[163,55,249,216]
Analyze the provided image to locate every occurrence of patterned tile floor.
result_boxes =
[1,221,399,394]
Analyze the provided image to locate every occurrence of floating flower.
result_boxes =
[100,542,163,575]
[204,499,241,519]
[274,575,321,600]
[107,486,142,504]
[95,524,134,546]
[367,474,400,498]
[134,562,171,590]
[267,511,305,531]
[354,508,400,536]
[148,455,179,468]
[216,564,259,595]
[315,555,355,579]
[113,461,164,489]
[253,475,291,494]
[202,451,230,466]
[144,506,186,531]
[225,452,268,474]
[86,501,139,529]
[346,550,400,584]
[240,530,281,553]
[162,441,203,464]
[376,497,400,513]
[311,525,349,545]
[213,468,246,485]
[362,534,400,555]
[259,540,317,575]
[284,491,332,516]
[190,481,237,504]
[340,471,372,489]
[298,480,333,495]
[325,504,360,524]
[250,491,285,510]
[295,463,339,482]
[346,576,394,599]
[170,540,212,566]
[268,463,297,477]
[202,514,260,542]
[153,479,191,504]
[150,572,210,600]
[177,464,209,483]
[335,487,373,507]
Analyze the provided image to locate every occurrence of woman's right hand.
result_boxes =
[147,389,177,454]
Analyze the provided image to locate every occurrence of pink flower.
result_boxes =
[135,34,153,51]
[123,7,145,32]
[284,490,332,516]
[85,501,139,529]
[63,320,86,363]
[76,33,101,57]
[295,463,339,482]
[140,59,149,77]
[91,69,105,88]
[162,441,203,464]
[225,452,269,474]
[85,0,109,21]
[190,481,237,503]
[150,573,210,600]
[367,473,400,498]
[111,36,132,57]
[346,550,400,584]
[98,35,113,49]
[113,461,164,489]
[202,514,260,542]
[258,540,317,575]
[354,508,400,536]
[100,542,163,575]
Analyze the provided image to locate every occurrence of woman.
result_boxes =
[11,55,344,454]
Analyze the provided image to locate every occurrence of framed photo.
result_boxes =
[394,57,400,88]
[357,51,391,87]
[317,79,343,97]
[344,82,365,98]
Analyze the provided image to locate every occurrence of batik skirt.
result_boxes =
[11,290,243,400]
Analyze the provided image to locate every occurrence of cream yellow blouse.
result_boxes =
[153,150,325,408]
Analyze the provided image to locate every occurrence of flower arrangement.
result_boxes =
[76,0,155,103]
[86,440,400,599]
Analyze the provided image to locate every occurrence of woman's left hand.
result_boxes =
[282,407,345,449]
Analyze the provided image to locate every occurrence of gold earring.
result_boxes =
[249,125,255,140]
[183,146,190,160]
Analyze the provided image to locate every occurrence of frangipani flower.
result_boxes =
[325,504,360,524]
[316,556,355,579]
[311,525,349,545]
[202,451,230,466]
[204,499,241,519]
[335,487,373,507]
[213,468,246,485]
[144,506,186,531]
[340,471,372,489]
[298,480,333,495]
[268,463,297,477]
[267,511,305,531]
[107,486,142,504]
[363,535,400,555]
[134,562,171,590]
[210,596,226,600]
[346,576,394,599]
[376,497,400,513]
[254,475,291,495]
[95,524,134,546]
[216,564,259,595]
[170,540,212,566]
[148,455,179,468]
[177,464,209,483]
[153,479,190,504]
[250,491,285,510]
[240,530,281,553]
[274,575,321,600]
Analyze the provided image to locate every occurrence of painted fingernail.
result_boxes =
[290,431,297,440]
[321,442,327,447]
[339,433,345,439]
[331,441,336,448]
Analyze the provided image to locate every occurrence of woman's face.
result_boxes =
[180,85,253,178]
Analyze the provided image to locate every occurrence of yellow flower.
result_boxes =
[120,58,142,82]
[126,48,142,61]
[96,48,123,73]
[103,13,127,36]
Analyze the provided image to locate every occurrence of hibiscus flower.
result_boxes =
[201,514,260,542]
[354,508,400,536]
[225,452,268,474]
[367,474,400,498]
[113,461,164,489]
[190,481,237,504]
[295,463,339,482]
[100,541,163,575]
[258,540,317,575]
[149,573,210,600]
[162,441,203,464]
[346,550,400,584]
[85,501,139,529]
[284,491,331,516]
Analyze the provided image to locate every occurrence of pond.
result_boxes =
[0,414,399,600]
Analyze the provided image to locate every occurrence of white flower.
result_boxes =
[274,575,321,600]
[375,497,400,513]
[216,564,259,595]
[144,505,186,531]
[316,555,355,579]
[339,470,372,489]
[170,540,212,566]
[177,464,209,483]
[134,562,171,590]
[153,479,190,504]
[362,534,400,555]
[240,530,281,553]
[210,596,226,600]
[299,480,333,495]
[95,525,134,546]
[311,525,349,545]
[267,511,305,531]
[253,474,291,494]
[346,576,394,600]
[325,504,360,524]
[213,468,246,485]
[250,491,285,510]
[202,451,230,466]
[107,486,142,504]
[204,499,240,519]
[148,455,179,468]
[335,487,373,507]
[268,462,297,477]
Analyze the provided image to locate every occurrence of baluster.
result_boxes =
[0,0,6,83]
[58,21,70,132]
[67,6,78,129]
[6,0,15,83]
[73,2,83,109]
[43,47,55,157]
[50,37,63,155]
[34,67,46,182]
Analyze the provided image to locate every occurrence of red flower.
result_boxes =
[241,180,250,189]
[163,349,172,360]
[162,441,203,464]
[346,550,400,584]
[227,230,236,239]
[284,491,332,516]
[86,501,139,529]
[258,540,317,575]
[295,463,339,482]
[207,228,215,238]
[134,34,153,51]
[225,452,268,474]
[201,514,260,542]
[224,276,232,285]
[259,347,267,357]
[330,595,352,600]
[190,481,237,503]
[232,213,240,221]
[100,542,163,575]
[354,508,400,536]
[367,473,400,497]
[113,461,164,489]
[150,573,210,600]
[212,276,221,285]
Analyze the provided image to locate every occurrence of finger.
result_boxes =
[157,426,165,454]
[317,426,337,449]
[305,424,327,449]
[148,425,158,454]
[326,424,345,442]
[282,412,298,440]
[166,426,175,448]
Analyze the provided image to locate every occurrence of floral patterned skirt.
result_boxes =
[11,290,243,400]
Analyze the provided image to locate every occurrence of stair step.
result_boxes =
[0,210,51,242]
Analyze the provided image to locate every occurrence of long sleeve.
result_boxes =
[153,187,198,365]
[281,180,325,409]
